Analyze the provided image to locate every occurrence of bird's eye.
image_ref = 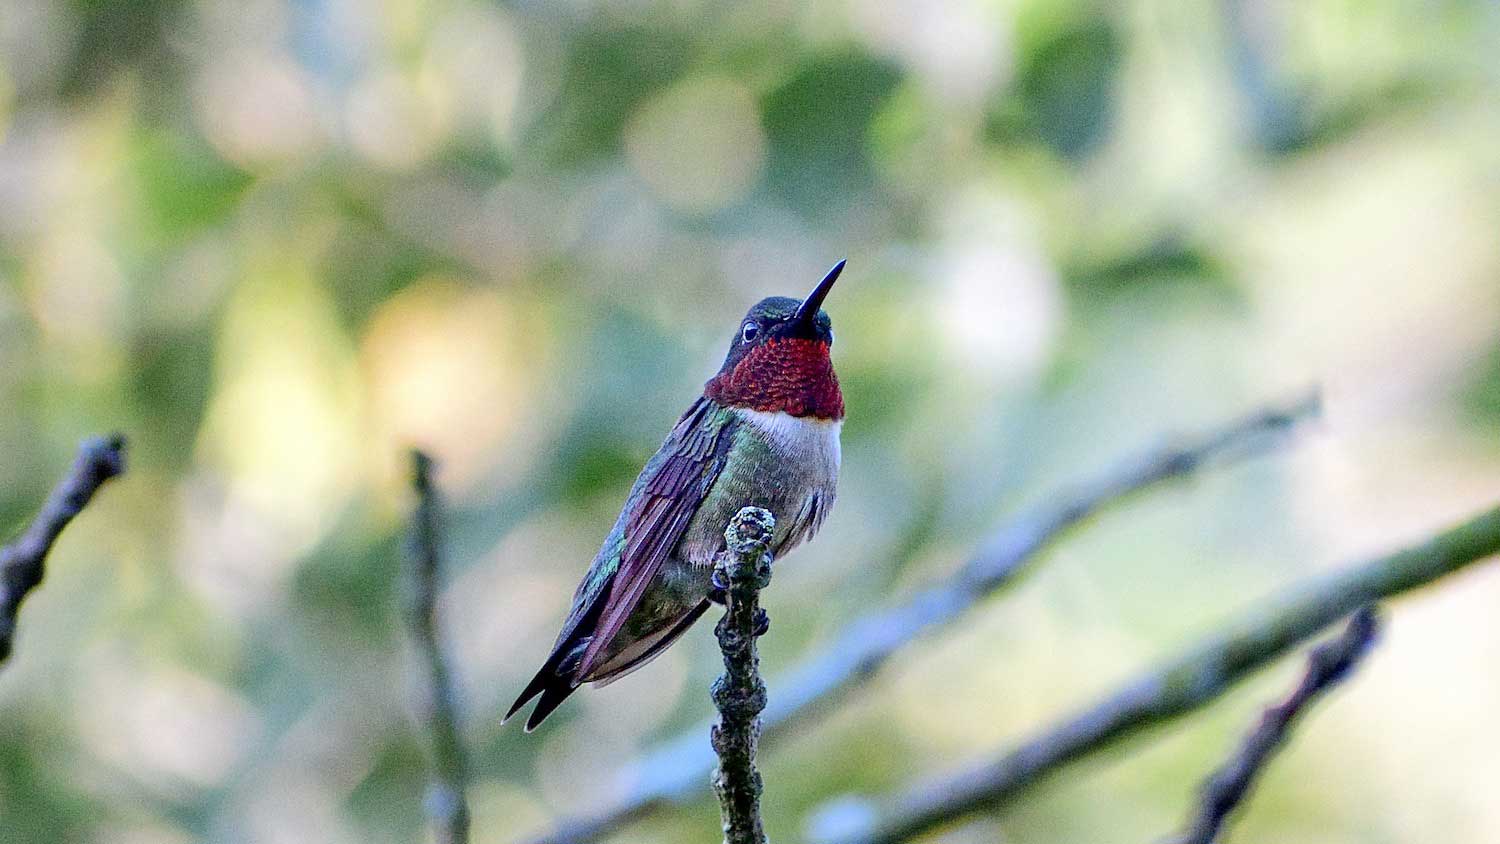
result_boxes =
[741,322,760,343]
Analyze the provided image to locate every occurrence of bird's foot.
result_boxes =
[752,608,770,637]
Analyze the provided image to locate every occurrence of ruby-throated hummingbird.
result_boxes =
[506,261,846,730]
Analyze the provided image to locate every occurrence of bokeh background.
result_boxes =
[3,0,1500,842]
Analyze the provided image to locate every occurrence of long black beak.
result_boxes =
[790,259,845,337]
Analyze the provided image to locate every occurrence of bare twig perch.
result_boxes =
[1168,606,1380,844]
[531,393,1317,844]
[402,451,471,844]
[810,504,1500,844]
[712,506,776,844]
[0,435,126,666]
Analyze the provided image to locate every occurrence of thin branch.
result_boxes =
[1167,605,1380,844]
[0,434,127,666]
[712,506,776,844]
[402,451,471,844]
[809,504,1500,844]
[529,393,1318,844]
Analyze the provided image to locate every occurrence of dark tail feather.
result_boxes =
[505,635,590,729]
[506,580,611,729]
[503,663,580,732]
[524,681,578,732]
[503,667,552,724]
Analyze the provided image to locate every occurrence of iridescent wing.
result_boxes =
[573,397,738,678]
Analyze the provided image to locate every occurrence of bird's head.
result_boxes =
[704,260,845,420]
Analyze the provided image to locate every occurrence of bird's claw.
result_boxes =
[711,567,729,593]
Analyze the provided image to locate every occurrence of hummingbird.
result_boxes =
[506,261,847,731]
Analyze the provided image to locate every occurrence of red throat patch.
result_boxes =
[705,338,845,419]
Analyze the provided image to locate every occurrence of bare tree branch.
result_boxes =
[0,434,127,666]
[712,506,776,844]
[529,393,1317,844]
[1167,605,1380,844]
[402,451,471,844]
[808,504,1500,844]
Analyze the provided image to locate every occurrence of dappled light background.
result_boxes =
[3,1,1500,842]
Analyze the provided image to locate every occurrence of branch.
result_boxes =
[402,451,471,844]
[1167,605,1380,844]
[712,507,776,844]
[529,393,1317,844]
[809,503,1500,844]
[0,435,127,666]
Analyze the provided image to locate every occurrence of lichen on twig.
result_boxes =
[711,506,776,844]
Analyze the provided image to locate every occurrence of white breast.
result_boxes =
[736,408,842,472]
[736,408,841,548]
